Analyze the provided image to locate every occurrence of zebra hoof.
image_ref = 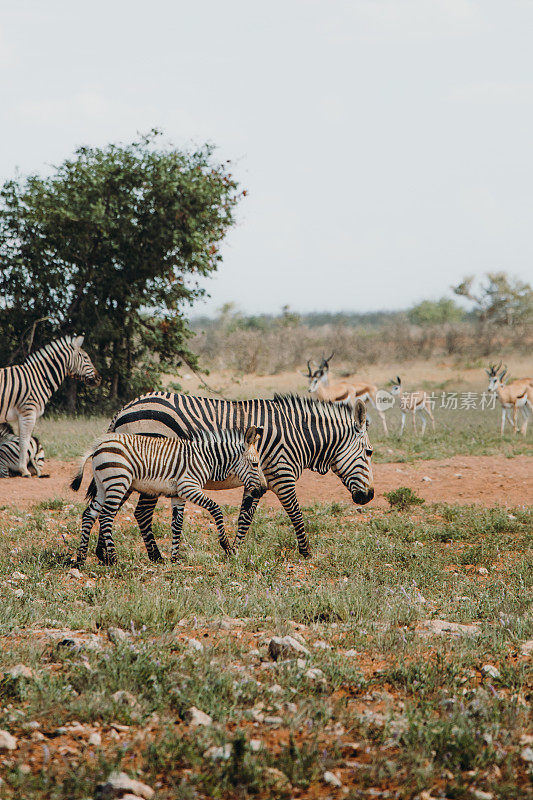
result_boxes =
[298,548,312,559]
[95,547,109,564]
[149,551,164,563]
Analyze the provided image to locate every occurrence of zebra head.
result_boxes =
[330,399,374,505]
[232,426,268,502]
[67,336,101,386]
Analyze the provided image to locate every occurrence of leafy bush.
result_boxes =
[384,487,426,511]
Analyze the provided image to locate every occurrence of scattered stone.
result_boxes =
[344,648,357,657]
[11,571,27,581]
[520,746,533,764]
[520,639,533,657]
[88,731,102,746]
[313,640,332,650]
[268,635,310,660]
[267,683,283,694]
[95,771,154,799]
[305,667,325,681]
[477,566,489,575]
[0,730,17,751]
[285,702,298,714]
[5,664,34,680]
[520,734,533,746]
[417,619,480,638]
[68,567,83,580]
[111,691,138,707]
[12,588,24,598]
[249,738,262,752]
[185,706,212,727]
[204,744,232,761]
[107,627,130,644]
[264,715,283,725]
[471,790,494,800]
[263,767,291,793]
[481,664,500,680]
[421,476,432,482]
[323,770,342,787]
[186,638,204,652]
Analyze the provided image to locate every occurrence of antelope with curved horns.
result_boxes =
[486,363,533,436]
[305,354,389,434]
[389,376,436,436]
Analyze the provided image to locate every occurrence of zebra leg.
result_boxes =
[95,489,136,563]
[76,500,103,567]
[134,494,163,562]
[16,411,37,477]
[272,480,311,557]
[179,485,234,555]
[170,498,185,561]
[232,491,260,551]
[98,503,121,565]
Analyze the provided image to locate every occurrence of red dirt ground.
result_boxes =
[0,454,531,510]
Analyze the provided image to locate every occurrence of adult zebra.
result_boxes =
[93,391,374,558]
[0,335,100,476]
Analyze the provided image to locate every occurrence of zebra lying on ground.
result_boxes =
[71,426,266,566]
[0,424,45,478]
[91,392,374,559]
[0,335,100,476]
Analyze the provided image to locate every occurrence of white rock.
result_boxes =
[0,730,17,750]
[267,683,283,694]
[313,640,332,650]
[323,770,342,787]
[249,738,263,752]
[268,635,310,660]
[471,790,494,800]
[11,571,27,581]
[520,639,533,657]
[186,706,212,727]
[187,638,204,652]
[97,771,154,799]
[421,476,432,482]
[520,746,533,763]
[107,627,130,644]
[344,649,358,657]
[5,664,34,680]
[417,619,480,637]
[111,690,138,707]
[477,567,489,575]
[88,731,102,746]
[264,715,283,725]
[305,667,325,681]
[68,567,83,580]
[482,664,501,680]
[204,744,232,761]
[12,588,24,598]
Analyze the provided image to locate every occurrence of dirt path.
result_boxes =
[0,454,531,511]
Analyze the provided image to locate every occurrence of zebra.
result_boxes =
[90,392,374,559]
[71,426,267,566]
[0,424,45,478]
[0,335,100,476]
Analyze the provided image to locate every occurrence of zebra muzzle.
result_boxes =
[352,488,374,505]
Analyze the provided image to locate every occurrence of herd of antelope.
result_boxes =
[305,354,532,437]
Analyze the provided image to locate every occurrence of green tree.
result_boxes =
[0,131,242,411]
[452,272,532,328]
[407,298,464,326]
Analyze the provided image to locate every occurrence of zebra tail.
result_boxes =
[70,439,103,492]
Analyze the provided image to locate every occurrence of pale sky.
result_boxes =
[1,0,532,315]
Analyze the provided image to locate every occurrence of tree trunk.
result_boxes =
[66,378,77,414]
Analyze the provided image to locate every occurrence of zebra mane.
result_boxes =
[272,393,356,425]
[179,427,248,445]
[24,335,78,365]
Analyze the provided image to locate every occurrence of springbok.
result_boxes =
[486,363,533,436]
[389,376,435,436]
[306,354,389,433]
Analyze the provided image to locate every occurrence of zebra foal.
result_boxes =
[71,427,266,566]
[0,335,100,476]
[0,424,45,478]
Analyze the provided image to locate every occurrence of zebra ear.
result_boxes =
[72,335,85,349]
[354,399,366,429]
[244,426,257,445]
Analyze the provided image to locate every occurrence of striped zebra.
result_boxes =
[0,424,45,478]
[91,392,374,559]
[71,427,266,565]
[0,335,100,476]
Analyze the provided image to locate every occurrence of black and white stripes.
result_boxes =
[0,424,45,478]
[71,427,266,565]
[0,335,100,476]
[104,391,374,557]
